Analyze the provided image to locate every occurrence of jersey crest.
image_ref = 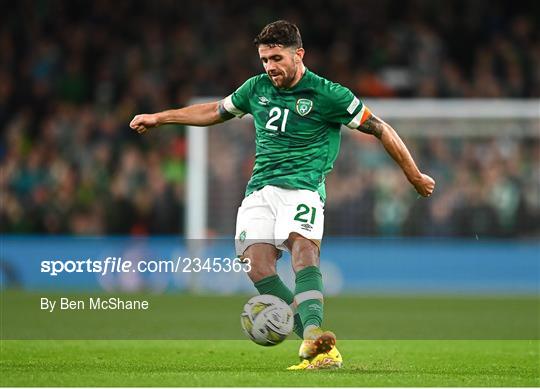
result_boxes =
[296,98,313,116]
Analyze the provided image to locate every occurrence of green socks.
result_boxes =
[253,266,324,339]
[294,266,324,330]
[254,274,304,338]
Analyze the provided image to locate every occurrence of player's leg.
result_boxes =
[243,243,279,283]
[288,233,334,351]
[271,187,341,369]
[285,233,342,370]
[241,243,304,339]
[235,189,304,338]
[289,233,323,334]
[272,186,328,347]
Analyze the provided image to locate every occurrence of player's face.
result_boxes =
[258,44,304,88]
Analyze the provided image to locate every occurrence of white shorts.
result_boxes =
[235,185,325,256]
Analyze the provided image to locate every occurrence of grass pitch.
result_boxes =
[3,292,538,339]
[1,340,539,386]
[1,291,539,386]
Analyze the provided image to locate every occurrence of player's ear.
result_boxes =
[295,48,305,63]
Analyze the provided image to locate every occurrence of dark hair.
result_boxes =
[254,20,303,49]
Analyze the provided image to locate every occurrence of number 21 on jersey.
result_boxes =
[265,107,289,132]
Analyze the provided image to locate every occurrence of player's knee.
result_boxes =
[292,253,319,272]
[244,244,278,283]
[246,259,276,282]
[288,234,320,272]
[247,266,275,283]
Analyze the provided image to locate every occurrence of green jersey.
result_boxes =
[223,68,369,202]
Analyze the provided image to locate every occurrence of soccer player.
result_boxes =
[130,20,435,369]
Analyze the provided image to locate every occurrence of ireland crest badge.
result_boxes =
[296,99,313,116]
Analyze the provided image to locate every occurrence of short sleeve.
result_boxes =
[223,77,256,118]
[324,83,371,129]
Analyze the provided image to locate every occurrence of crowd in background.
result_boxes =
[1,0,539,236]
[324,134,539,237]
[205,122,540,238]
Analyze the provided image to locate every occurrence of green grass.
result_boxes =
[2,291,539,386]
[2,291,539,339]
[1,340,538,386]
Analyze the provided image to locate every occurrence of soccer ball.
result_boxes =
[240,294,294,346]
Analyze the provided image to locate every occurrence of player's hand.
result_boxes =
[129,114,160,134]
[412,173,435,197]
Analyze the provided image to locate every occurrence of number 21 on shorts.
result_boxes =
[294,203,316,224]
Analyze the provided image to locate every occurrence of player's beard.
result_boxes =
[269,64,297,88]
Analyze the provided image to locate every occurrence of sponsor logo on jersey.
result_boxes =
[296,99,313,116]
[258,96,269,105]
[300,223,313,232]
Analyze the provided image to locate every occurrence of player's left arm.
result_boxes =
[358,113,435,197]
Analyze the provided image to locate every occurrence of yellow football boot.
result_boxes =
[307,346,343,369]
[286,359,311,370]
[287,327,340,370]
[286,346,343,370]
[298,327,336,360]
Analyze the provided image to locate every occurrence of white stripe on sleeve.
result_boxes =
[346,105,366,129]
[223,95,246,117]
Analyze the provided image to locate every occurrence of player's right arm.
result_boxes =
[130,76,257,134]
[129,100,234,134]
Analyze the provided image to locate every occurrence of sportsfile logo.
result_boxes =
[40,257,251,276]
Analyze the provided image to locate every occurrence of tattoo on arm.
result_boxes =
[357,114,385,139]
[217,100,234,121]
